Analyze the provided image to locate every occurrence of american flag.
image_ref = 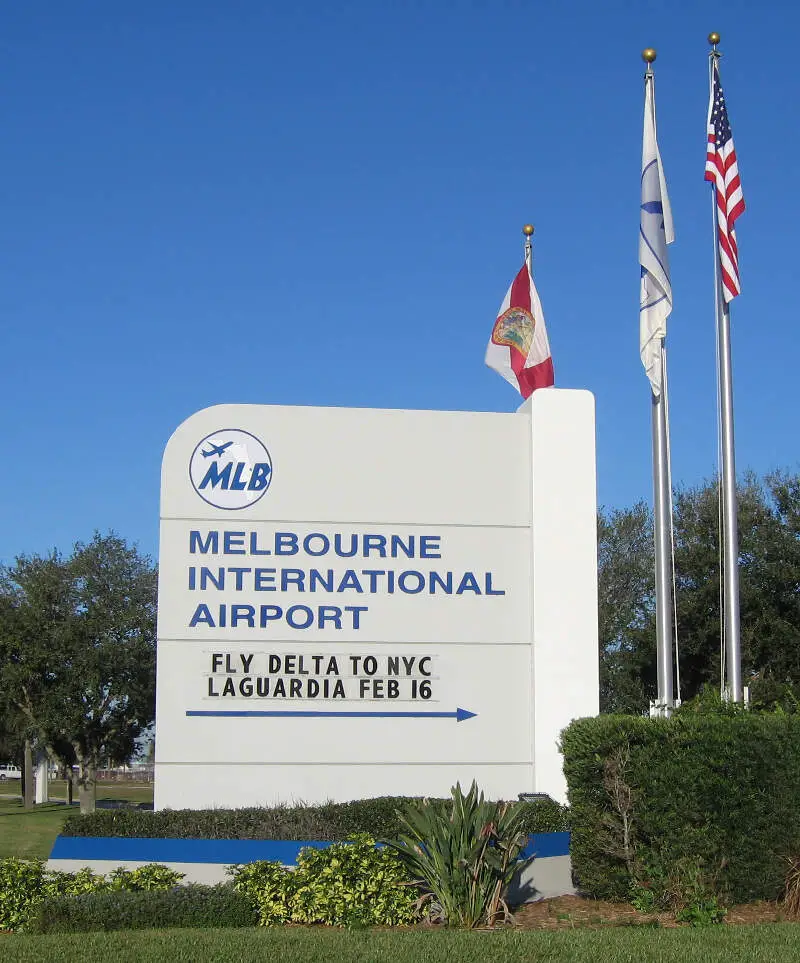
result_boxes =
[705,61,745,302]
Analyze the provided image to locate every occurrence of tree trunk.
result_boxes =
[74,751,96,814]
[23,739,34,809]
[78,779,95,814]
[67,771,74,806]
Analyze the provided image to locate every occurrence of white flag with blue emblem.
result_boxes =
[640,73,674,396]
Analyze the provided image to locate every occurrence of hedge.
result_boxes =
[561,713,800,904]
[28,884,256,933]
[62,794,569,840]
[0,860,184,932]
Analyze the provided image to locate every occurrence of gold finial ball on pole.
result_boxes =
[522,224,534,237]
[708,32,721,46]
[642,48,657,64]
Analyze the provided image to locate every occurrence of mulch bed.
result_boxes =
[512,895,790,929]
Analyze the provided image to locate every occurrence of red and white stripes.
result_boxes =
[485,253,554,399]
[705,62,745,302]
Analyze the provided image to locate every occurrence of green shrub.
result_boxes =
[632,856,727,924]
[0,859,113,931]
[385,782,532,928]
[291,836,418,926]
[63,795,568,840]
[0,859,47,932]
[228,860,295,925]
[0,859,183,932]
[42,866,111,898]
[230,836,418,927]
[28,884,256,933]
[515,796,570,835]
[561,713,800,905]
[106,864,184,891]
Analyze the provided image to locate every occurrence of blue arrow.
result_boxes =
[186,707,477,722]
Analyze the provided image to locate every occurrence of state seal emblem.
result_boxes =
[491,306,535,356]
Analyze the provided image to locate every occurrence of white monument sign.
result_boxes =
[155,389,598,808]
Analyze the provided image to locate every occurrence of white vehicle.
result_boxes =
[0,764,22,781]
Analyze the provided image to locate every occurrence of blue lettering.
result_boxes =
[188,567,196,590]
[429,571,453,594]
[189,530,218,554]
[456,572,481,595]
[281,569,305,591]
[249,532,271,555]
[345,605,368,629]
[333,534,358,557]
[363,535,387,557]
[361,570,384,592]
[230,462,248,491]
[398,570,425,594]
[254,568,276,590]
[189,604,215,627]
[390,534,415,558]
[228,567,251,590]
[420,536,441,559]
[310,569,334,592]
[318,606,343,629]
[231,604,255,627]
[337,570,363,593]
[275,532,298,555]
[260,605,283,626]
[200,567,224,590]
[199,462,232,490]
[485,573,505,596]
[223,531,246,555]
[287,605,314,629]
[248,463,272,491]
[303,533,330,556]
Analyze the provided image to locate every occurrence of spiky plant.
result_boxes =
[783,855,800,919]
[384,781,531,928]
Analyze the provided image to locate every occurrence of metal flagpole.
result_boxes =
[708,33,743,702]
[661,344,682,705]
[652,346,674,712]
[642,49,674,714]
[523,222,534,265]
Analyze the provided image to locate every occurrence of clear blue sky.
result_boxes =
[1,1,795,565]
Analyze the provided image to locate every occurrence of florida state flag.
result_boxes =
[485,253,554,398]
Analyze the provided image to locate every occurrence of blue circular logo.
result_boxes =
[189,429,273,511]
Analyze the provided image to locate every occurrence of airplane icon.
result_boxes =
[201,441,234,458]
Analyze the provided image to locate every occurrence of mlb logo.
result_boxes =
[189,429,272,510]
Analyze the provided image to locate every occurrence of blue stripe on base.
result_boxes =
[522,832,571,859]
[50,832,570,864]
[50,837,333,865]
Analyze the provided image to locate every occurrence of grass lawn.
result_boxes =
[0,782,154,860]
[47,780,154,805]
[0,800,71,859]
[0,780,153,806]
[3,924,800,963]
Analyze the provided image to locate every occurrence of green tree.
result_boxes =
[671,473,800,696]
[0,705,24,767]
[0,533,156,813]
[0,552,71,807]
[597,502,655,713]
[598,471,800,712]
[0,592,25,767]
